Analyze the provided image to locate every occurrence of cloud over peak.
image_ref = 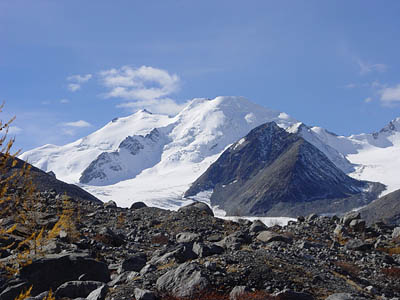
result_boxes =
[100,65,180,101]
[67,73,92,92]
[357,59,387,75]
[380,84,400,104]
[62,120,92,128]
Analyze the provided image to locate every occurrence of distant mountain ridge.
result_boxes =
[185,122,384,217]
[20,96,400,212]
[2,155,101,204]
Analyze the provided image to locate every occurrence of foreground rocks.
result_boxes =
[1,194,400,300]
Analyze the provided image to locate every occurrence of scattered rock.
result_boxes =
[130,202,147,210]
[119,253,147,273]
[156,262,209,298]
[55,281,103,299]
[256,231,292,244]
[103,200,117,209]
[178,201,214,216]
[19,253,110,295]
[134,288,156,300]
[229,286,249,300]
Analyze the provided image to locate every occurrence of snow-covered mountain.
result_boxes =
[305,117,400,195]
[20,96,400,209]
[21,97,298,208]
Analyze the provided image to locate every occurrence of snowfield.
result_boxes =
[20,97,400,211]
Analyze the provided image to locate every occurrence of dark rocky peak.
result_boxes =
[373,117,400,138]
[185,122,384,217]
[1,155,101,204]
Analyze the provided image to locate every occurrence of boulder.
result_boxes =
[86,285,108,300]
[130,202,147,210]
[341,212,360,226]
[229,286,249,300]
[103,200,117,209]
[119,253,147,273]
[178,202,214,216]
[344,239,371,251]
[349,219,366,232]
[55,281,103,299]
[134,288,156,300]
[392,227,400,240]
[176,232,200,244]
[97,227,125,247]
[192,242,224,258]
[249,220,267,233]
[256,231,292,244]
[19,253,110,296]
[274,289,314,300]
[156,262,209,298]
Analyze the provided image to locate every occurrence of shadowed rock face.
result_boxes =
[185,122,384,217]
[1,155,101,204]
[361,189,400,225]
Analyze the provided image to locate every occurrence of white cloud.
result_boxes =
[68,83,81,92]
[67,74,92,83]
[8,126,22,135]
[364,97,372,103]
[61,120,92,128]
[357,59,387,75]
[117,98,188,116]
[344,83,357,89]
[60,98,70,104]
[100,65,180,101]
[380,84,400,104]
[67,73,92,92]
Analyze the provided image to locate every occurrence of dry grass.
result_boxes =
[377,246,400,256]
[382,267,400,278]
[334,261,360,277]
[160,290,274,300]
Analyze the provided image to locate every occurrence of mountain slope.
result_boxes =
[185,122,384,217]
[360,189,400,225]
[2,155,101,203]
[307,118,400,195]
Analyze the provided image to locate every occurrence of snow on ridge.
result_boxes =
[19,95,400,207]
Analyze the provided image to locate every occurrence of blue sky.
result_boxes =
[1,1,400,151]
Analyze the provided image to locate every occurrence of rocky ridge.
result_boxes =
[1,192,400,300]
[185,122,384,217]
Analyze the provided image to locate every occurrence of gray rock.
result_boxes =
[216,231,250,250]
[156,262,209,298]
[134,288,156,300]
[178,201,214,216]
[86,284,108,300]
[192,242,224,258]
[229,286,249,300]
[349,219,366,232]
[392,227,400,240]
[0,282,29,300]
[119,253,147,273]
[130,202,147,210]
[19,253,110,296]
[55,281,103,299]
[333,224,346,237]
[97,227,125,247]
[344,239,371,251]
[341,212,360,226]
[249,220,267,233]
[256,231,292,244]
[274,289,314,300]
[325,293,357,300]
[103,200,117,208]
[176,232,200,244]
[306,213,319,222]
